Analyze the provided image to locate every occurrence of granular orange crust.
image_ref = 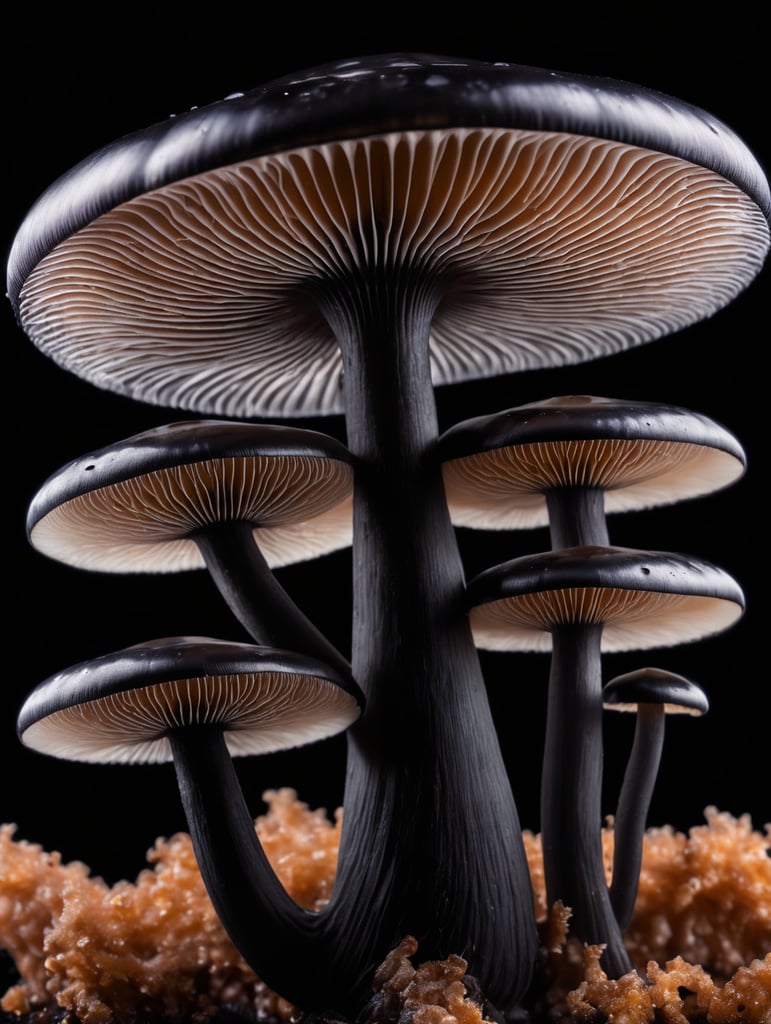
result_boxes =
[1,791,769,1024]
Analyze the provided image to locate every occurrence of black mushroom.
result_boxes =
[439,395,747,548]
[7,53,771,1016]
[26,419,354,674]
[465,545,744,977]
[16,636,364,1002]
[602,667,710,931]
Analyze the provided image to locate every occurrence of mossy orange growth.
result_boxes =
[0,789,338,1024]
[626,807,771,976]
[1,792,769,1024]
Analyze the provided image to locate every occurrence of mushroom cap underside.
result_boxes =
[440,395,747,529]
[27,420,354,570]
[7,55,769,420]
[465,545,745,652]
[17,636,364,764]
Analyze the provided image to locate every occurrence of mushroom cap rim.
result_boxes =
[465,544,746,608]
[17,635,363,739]
[26,418,354,535]
[438,395,747,465]
[8,50,770,311]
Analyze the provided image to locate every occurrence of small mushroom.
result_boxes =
[465,544,743,976]
[26,419,353,673]
[439,394,747,547]
[17,635,364,1008]
[602,666,709,930]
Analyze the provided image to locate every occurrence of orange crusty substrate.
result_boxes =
[1,790,769,1024]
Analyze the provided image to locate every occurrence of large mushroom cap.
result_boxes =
[7,54,769,419]
[440,394,747,530]
[17,635,364,764]
[27,419,353,570]
[465,544,745,653]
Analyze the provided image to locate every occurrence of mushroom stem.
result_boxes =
[546,486,609,548]
[541,622,632,977]
[194,521,351,677]
[167,726,331,1005]
[609,704,665,930]
[315,270,539,1011]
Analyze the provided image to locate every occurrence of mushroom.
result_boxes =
[7,53,770,1014]
[602,666,709,931]
[26,419,354,674]
[16,635,364,1007]
[465,544,743,976]
[439,395,747,547]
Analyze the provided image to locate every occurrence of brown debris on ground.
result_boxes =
[1,791,769,1024]
[363,935,489,1024]
[562,948,771,1023]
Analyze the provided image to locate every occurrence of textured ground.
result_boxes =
[1,790,769,1024]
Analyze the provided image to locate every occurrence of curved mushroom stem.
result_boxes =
[168,726,338,1009]
[541,623,632,978]
[194,521,351,677]
[546,487,609,548]
[609,704,665,931]
[313,270,539,1012]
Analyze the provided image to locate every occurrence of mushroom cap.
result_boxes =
[465,544,745,653]
[602,666,709,716]
[26,419,353,570]
[7,54,769,419]
[440,394,747,530]
[17,635,364,764]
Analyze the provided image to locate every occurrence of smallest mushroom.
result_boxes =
[603,666,709,931]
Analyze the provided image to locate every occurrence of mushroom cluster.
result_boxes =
[7,53,770,1021]
[440,394,748,973]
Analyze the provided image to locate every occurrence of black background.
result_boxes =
[3,7,768,886]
